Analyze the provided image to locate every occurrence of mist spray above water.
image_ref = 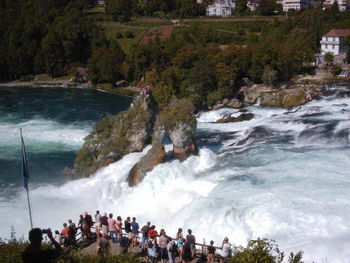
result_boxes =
[0,86,350,263]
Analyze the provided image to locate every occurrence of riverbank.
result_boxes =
[0,80,76,88]
[0,80,141,98]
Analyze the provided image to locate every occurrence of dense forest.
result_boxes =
[0,0,112,79]
[105,0,207,21]
[1,0,350,109]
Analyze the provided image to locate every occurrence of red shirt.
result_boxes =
[148,229,158,239]
[61,227,69,238]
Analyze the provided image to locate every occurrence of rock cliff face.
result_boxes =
[210,98,244,110]
[216,113,254,123]
[128,98,197,185]
[241,84,321,108]
[74,94,158,178]
[169,122,197,160]
[75,95,197,186]
[128,144,167,186]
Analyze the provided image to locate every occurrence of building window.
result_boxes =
[326,44,328,48]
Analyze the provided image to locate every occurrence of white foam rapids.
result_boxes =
[1,85,350,263]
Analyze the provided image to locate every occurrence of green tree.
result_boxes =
[259,0,278,15]
[227,239,304,263]
[234,0,249,15]
[106,0,131,22]
[152,83,177,109]
[343,37,350,62]
[262,65,277,86]
[42,30,65,76]
[87,41,125,83]
[175,0,199,17]
[324,52,334,63]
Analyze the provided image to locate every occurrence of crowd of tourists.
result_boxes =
[54,210,233,263]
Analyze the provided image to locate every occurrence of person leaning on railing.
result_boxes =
[218,237,231,263]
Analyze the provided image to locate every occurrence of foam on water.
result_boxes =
[0,119,90,157]
[1,85,350,262]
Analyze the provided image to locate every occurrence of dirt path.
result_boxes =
[135,16,284,23]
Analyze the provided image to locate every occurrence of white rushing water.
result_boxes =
[1,86,350,263]
[0,119,89,158]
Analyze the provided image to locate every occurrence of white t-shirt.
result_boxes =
[220,242,231,258]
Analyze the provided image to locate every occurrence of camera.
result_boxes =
[42,228,51,234]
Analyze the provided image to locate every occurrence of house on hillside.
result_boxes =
[323,0,349,11]
[206,0,235,16]
[247,0,260,11]
[96,0,105,7]
[320,29,350,55]
[280,0,311,11]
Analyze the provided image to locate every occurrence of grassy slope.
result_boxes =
[87,7,269,53]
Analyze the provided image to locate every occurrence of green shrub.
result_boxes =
[74,95,155,177]
[206,88,233,107]
[157,98,196,130]
[331,64,342,75]
[152,83,176,109]
[75,116,115,177]
[116,32,124,39]
[125,31,135,38]
[0,238,28,263]
[0,227,29,263]
[228,239,304,263]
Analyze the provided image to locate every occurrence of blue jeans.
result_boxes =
[141,236,148,249]
[160,247,168,260]
[109,231,117,242]
[168,251,175,263]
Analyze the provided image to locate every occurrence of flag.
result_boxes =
[20,129,29,190]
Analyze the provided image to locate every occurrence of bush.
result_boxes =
[0,238,28,263]
[152,83,176,109]
[0,226,42,263]
[157,98,196,130]
[116,32,124,39]
[125,31,135,38]
[331,64,342,75]
[227,239,304,263]
[74,95,155,177]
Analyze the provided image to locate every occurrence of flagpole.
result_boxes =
[20,128,33,229]
[26,184,33,229]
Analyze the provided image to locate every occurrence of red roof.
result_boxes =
[324,29,350,37]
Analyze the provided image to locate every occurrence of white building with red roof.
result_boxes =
[320,29,350,55]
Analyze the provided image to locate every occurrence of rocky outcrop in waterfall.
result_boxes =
[75,95,197,185]
[128,98,197,186]
[241,84,321,108]
[74,94,158,178]
[128,143,167,186]
[210,98,244,110]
